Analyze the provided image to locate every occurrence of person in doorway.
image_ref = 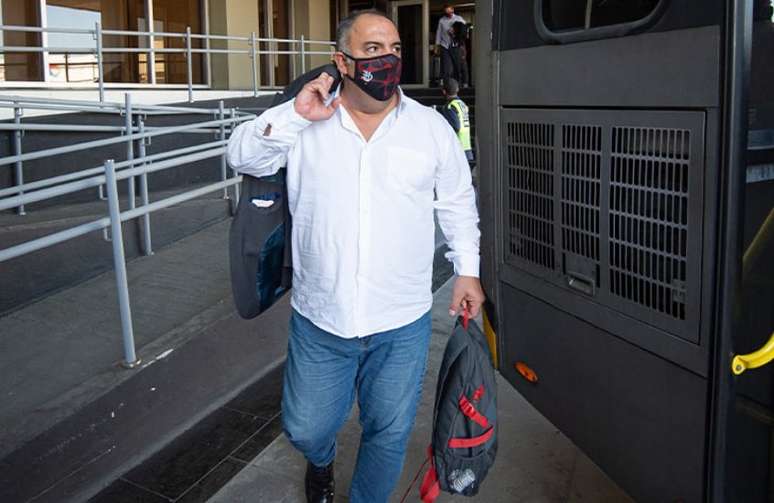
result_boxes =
[451,19,470,88]
[227,9,483,503]
[439,77,474,168]
[434,4,466,85]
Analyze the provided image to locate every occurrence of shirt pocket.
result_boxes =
[386,146,435,194]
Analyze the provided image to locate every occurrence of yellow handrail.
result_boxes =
[482,309,498,370]
[731,207,774,375]
[743,208,774,278]
[733,332,774,375]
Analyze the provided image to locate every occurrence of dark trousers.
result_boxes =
[441,47,469,86]
[457,46,470,87]
[441,46,468,87]
[440,46,458,83]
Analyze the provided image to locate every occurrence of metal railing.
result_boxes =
[0,93,264,367]
[0,93,251,215]
[0,23,336,101]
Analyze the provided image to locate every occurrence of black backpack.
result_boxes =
[452,21,469,45]
[229,64,342,319]
[419,314,498,502]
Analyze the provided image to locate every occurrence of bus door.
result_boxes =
[475,1,730,501]
[717,1,774,501]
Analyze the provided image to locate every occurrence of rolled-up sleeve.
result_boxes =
[434,124,480,277]
[227,98,311,178]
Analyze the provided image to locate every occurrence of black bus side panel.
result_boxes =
[500,284,706,502]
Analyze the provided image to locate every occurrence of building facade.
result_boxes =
[0,0,474,98]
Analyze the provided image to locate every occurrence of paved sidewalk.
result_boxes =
[207,279,634,503]
[0,219,234,458]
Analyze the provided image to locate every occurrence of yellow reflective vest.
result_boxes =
[447,98,472,151]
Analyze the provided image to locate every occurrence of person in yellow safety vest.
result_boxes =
[439,77,474,169]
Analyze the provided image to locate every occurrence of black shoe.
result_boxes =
[305,461,335,503]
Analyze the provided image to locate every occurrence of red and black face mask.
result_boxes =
[342,52,402,102]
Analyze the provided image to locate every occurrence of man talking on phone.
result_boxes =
[227,9,483,503]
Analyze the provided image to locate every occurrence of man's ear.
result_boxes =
[333,52,350,78]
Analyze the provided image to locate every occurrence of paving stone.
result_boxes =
[122,408,265,500]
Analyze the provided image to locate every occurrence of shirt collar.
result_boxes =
[395,86,407,116]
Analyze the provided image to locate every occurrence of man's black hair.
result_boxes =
[335,9,393,53]
[442,77,459,96]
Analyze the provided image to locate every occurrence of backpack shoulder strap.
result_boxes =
[432,323,470,412]
[271,63,341,107]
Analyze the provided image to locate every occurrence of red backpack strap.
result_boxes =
[450,392,494,449]
[459,395,489,429]
[448,426,494,449]
[419,445,440,503]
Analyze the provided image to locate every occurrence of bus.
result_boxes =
[475,1,774,501]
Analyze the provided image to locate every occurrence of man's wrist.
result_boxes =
[453,255,480,278]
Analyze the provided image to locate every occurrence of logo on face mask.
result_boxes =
[342,51,402,101]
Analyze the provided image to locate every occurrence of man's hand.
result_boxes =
[433,45,440,57]
[449,276,485,318]
[294,72,341,122]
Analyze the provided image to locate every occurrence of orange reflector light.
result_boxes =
[515,362,538,383]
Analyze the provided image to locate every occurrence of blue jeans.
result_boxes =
[282,309,432,503]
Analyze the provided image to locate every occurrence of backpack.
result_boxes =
[229,64,342,319]
[419,313,498,502]
[452,21,469,45]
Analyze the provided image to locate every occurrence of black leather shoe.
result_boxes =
[305,461,335,503]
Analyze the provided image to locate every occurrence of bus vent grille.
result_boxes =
[561,125,602,284]
[609,127,690,320]
[504,121,556,271]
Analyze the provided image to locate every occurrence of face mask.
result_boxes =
[342,52,402,102]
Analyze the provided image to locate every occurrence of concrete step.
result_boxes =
[0,219,238,459]
[0,297,291,503]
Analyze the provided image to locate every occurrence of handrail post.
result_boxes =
[230,107,240,206]
[104,159,141,369]
[268,37,275,87]
[95,22,105,103]
[218,100,228,199]
[300,34,306,77]
[137,118,153,256]
[124,93,136,210]
[250,31,258,97]
[12,105,25,215]
[147,0,157,85]
[186,26,193,102]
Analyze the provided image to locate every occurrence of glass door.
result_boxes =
[721,1,774,501]
[258,0,290,87]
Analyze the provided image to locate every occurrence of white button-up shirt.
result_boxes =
[227,88,479,338]
[435,14,466,49]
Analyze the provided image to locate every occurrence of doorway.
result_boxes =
[391,0,428,87]
[258,0,291,87]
